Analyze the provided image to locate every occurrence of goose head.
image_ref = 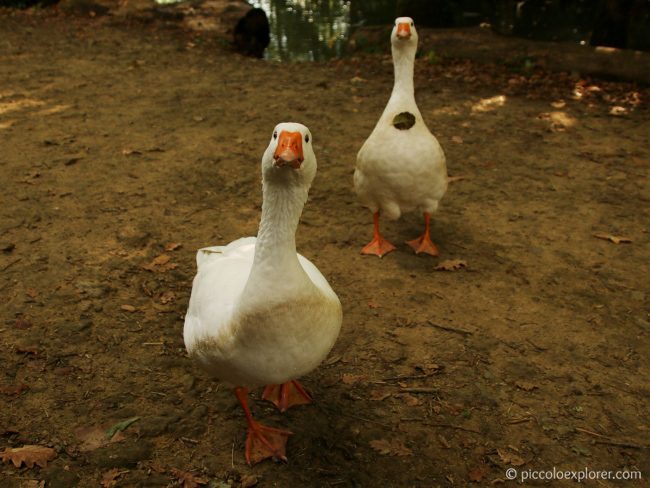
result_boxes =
[391,17,418,51]
[262,122,316,186]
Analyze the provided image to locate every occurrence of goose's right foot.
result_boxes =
[361,211,395,258]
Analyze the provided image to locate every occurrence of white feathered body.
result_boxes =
[354,21,447,221]
[184,237,342,387]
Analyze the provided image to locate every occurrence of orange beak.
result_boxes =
[273,131,304,169]
[396,22,411,40]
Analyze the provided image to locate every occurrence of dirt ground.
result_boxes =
[1,9,649,488]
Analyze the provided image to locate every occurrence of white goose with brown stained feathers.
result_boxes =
[184,122,342,465]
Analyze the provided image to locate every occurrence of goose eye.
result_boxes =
[273,131,277,140]
[305,134,310,143]
[410,22,414,27]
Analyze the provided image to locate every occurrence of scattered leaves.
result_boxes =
[1,445,56,468]
[159,291,176,304]
[593,233,632,244]
[435,259,467,271]
[515,380,538,392]
[0,383,29,396]
[120,304,137,313]
[369,438,413,456]
[164,242,182,251]
[75,424,126,451]
[15,317,33,330]
[240,474,259,488]
[101,468,128,488]
[538,111,577,131]
[471,95,505,113]
[468,465,488,482]
[170,468,209,488]
[341,373,366,385]
[451,135,463,144]
[142,254,177,272]
[368,389,391,401]
[400,393,421,406]
[497,448,526,466]
[609,106,627,116]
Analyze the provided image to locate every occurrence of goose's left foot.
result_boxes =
[262,380,312,412]
[235,387,293,465]
[406,212,439,256]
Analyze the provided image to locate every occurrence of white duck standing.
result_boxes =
[184,123,342,465]
[355,17,448,257]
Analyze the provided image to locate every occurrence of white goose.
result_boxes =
[184,123,342,465]
[355,17,448,257]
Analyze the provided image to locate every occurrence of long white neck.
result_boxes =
[385,44,417,112]
[246,178,310,286]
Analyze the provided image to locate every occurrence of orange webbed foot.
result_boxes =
[245,420,293,465]
[262,380,312,413]
[361,236,396,257]
[406,234,439,256]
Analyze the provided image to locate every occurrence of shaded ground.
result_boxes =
[1,9,649,488]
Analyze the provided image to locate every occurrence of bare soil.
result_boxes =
[1,10,648,488]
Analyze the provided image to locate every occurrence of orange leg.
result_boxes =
[406,213,439,256]
[234,387,292,465]
[361,211,396,257]
[262,380,312,413]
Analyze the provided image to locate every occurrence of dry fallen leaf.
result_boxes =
[369,438,413,456]
[609,106,627,116]
[367,299,381,309]
[551,99,566,108]
[75,424,126,451]
[170,468,209,488]
[120,304,137,313]
[451,135,464,144]
[400,393,421,406]
[1,445,56,468]
[14,317,33,330]
[593,233,632,244]
[515,380,538,392]
[101,468,128,488]
[159,291,176,304]
[341,373,366,385]
[468,465,488,482]
[368,389,391,401]
[164,242,182,251]
[497,448,526,466]
[435,259,468,271]
[0,383,29,396]
[142,254,177,272]
[240,474,259,488]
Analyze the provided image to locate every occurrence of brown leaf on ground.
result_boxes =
[0,383,29,396]
[435,259,468,271]
[14,345,39,355]
[497,448,526,466]
[164,242,182,251]
[367,299,381,309]
[240,474,259,488]
[341,373,366,385]
[170,468,209,488]
[15,317,33,329]
[101,468,128,488]
[369,438,413,456]
[1,445,56,468]
[120,304,137,312]
[400,393,421,406]
[75,424,126,451]
[515,380,538,391]
[593,233,632,244]
[468,465,488,482]
[142,254,177,272]
[368,389,391,401]
[159,291,176,304]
